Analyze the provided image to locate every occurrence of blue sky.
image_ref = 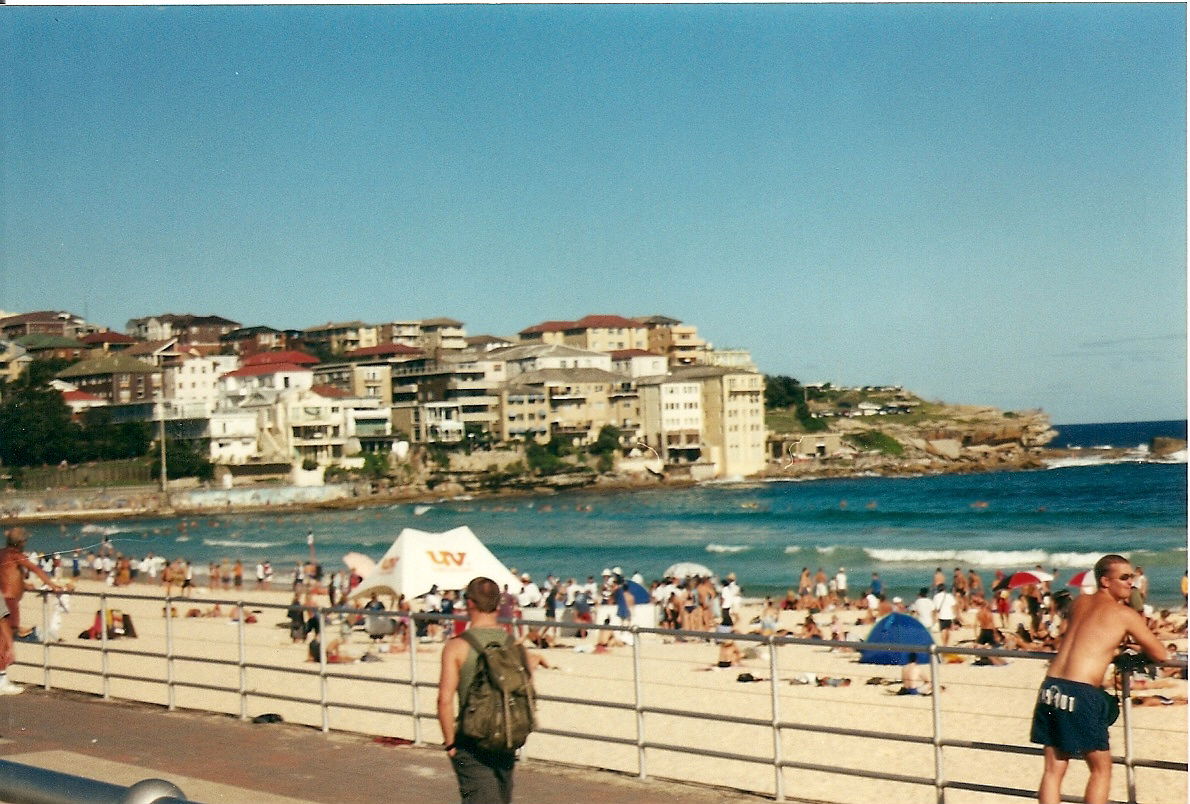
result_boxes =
[1,4,1185,424]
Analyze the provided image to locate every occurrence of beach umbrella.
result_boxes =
[1007,570,1054,589]
[342,551,376,579]
[663,561,714,580]
[1067,570,1093,587]
[623,579,651,604]
[859,612,934,666]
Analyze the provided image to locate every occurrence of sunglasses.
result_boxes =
[1112,573,1134,582]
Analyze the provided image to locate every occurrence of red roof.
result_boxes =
[80,331,137,345]
[519,315,643,335]
[343,343,422,358]
[311,384,350,399]
[610,349,657,359]
[519,320,573,335]
[242,350,319,366]
[572,314,642,329]
[222,362,311,378]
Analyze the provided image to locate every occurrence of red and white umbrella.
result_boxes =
[1067,570,1094,587]
[1007,569,1054,589]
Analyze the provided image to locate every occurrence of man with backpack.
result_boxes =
[438,576,544,803]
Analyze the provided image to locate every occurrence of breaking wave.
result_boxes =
[865,548,1113,568]
[202,539,285,549]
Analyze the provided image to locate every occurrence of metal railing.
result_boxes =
[13,589,1187,804]
[0,758,194,804]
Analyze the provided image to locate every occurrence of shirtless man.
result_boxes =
[1,528,64,694]
[1031,554,1168,804]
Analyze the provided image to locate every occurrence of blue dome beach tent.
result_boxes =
[859,612,934,665]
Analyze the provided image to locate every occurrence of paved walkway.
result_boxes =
[0,688,765,804]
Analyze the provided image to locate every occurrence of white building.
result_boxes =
[163,354,238,417]
[637,375,704,465]
[610,349,668,378]
[488,343,613,379]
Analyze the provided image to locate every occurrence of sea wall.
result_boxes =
[170,484,352,511]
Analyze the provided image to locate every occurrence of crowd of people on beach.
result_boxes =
[7,530,1188,680]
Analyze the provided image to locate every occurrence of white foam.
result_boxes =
[80,524,129,536]
[706,543,751,554]
[865,548,1128,568]
[202,538,284,549]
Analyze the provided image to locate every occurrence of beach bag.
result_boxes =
[458,631,536,752]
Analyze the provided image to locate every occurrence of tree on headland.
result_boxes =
[0,384,79,466]
[764,374,828,433]
[151,437,215,482]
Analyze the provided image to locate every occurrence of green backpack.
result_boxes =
[458,631,537,752]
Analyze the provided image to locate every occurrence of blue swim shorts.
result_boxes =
[1030,676,1118,758]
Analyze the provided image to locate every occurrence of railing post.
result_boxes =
[40,592,51,691]
[317,608,329,733]
[409,613,422,745]
[631,625,646,780]
[1122,670,1136,803]
[769,635,784,802]
[236,599,247,721]
[99,593,110,700]
[164,596,176,711]
[929,645,945,804]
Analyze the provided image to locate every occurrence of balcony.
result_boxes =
[551,421,592,436]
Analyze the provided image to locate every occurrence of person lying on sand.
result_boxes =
[1131,694,1186,706]
[594,626,625,652]
[307,638,356,664]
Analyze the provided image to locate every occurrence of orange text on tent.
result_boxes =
[426,550,467,567]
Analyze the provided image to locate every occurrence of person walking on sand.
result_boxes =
[1031,554,1168,804]
[438,576,544,804]
[1,528,64,694]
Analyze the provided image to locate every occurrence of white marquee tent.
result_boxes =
[351,526,522,601]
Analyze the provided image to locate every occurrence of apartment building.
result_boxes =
[703,348,757,371]
[610,349,668,378]
[489,343,613,378]
[217,360,314,406]
[125,314,240,352]
[375,318,468,353]
[635,315,712,366]
[501,367,635,446]
[637,375,705,465]
[669,365,766,478]
[498,384,550,442]
[80,331,138,354]
[125,339,184,369]
[313,360,394,402]
[518,314,650,352]
[12,334,87,362]
[418,318,468,352]
[55,354,161,404]
[220,326,303,356]
[162,354,239,417]
[0,310,99,340]
[302,321,378,356]
[389,352,505,443]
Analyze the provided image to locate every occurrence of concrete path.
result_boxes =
[0,688,766,804]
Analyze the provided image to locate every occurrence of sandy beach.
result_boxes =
[7,578,1186,804]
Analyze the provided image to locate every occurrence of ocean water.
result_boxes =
[1051,419,1187,449]
[22,423,1188,607]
